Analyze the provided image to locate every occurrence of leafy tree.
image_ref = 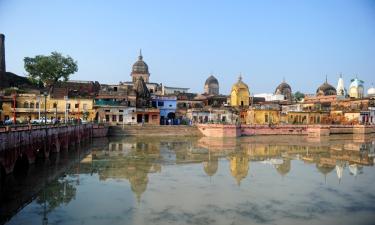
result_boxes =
[24,52,78,92]
[293,91,305,101]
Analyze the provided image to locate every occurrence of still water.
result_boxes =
[2,135,375,225]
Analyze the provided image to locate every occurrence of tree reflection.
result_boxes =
[36,178,76,213]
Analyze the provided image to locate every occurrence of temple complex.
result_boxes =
[0,33,375,127]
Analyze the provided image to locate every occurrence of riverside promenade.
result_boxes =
[0,124,108,178]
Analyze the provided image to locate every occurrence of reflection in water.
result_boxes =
[229,151,249,185]
[2,135,375,225]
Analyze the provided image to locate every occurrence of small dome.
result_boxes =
[368,87,375,96]
[275,82,291,92]
[275,80,292,101]
[205,75,219,85]
[316,80,337,96]
[349,78,364,89]
[132,53,149,74]
[232,75,249,91]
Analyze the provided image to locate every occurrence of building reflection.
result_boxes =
[79,135,375,202]
[229,151,249,185]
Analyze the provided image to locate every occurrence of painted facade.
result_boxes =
[230,76,250,107]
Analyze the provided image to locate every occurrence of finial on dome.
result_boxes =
[138,49,143,60]
[325,75,328,83]
[238,73,242,81]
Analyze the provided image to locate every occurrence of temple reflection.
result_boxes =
[78,135,375,202]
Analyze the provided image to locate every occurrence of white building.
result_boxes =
[254,93,285,102]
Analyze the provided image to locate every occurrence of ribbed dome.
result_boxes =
[316,81,337,96]
[132,54,149,74]
[275,82,291,92]
[205,75,219,85]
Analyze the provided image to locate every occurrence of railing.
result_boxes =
[0,122,98,133]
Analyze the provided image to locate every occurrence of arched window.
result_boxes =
[23,102,29,108]
[30,102,35,108]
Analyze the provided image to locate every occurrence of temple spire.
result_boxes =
[325,75,328,83]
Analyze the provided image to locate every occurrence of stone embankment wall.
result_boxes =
[109,125,202,137]
[197,124,375,137]
[241,125,308,136]
[197,124,240,137]
[92,124,108,137]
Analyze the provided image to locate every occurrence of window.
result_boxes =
[67,103,71,109]
[241,101,244,106]
[53,102,57,108]
[119,110,123,113]
[114,87,118,92]
[30,102,35,108]
[23,102,29,108]
[36,102,39,109]
[119,115,123,122]
[105,115,109,122]
[112,115,117,122]
[158,101,164,107]
[169,105,172,107]
[105,109,110,112]
[75,103,79,109]
[265,114,268,123]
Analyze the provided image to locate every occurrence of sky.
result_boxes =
[1,0,375,95]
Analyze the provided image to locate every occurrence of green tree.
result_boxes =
[294,91,305,101]
[24,52,78,92]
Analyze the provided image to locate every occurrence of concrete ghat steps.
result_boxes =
[108,125,203,137]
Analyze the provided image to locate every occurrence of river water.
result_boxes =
[2,135,375,225]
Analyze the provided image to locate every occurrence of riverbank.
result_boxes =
[107,124,375,138]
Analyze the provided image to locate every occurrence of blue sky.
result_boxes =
[1,0,375,94]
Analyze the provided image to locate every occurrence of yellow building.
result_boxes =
[1,93,95,122]
[246,109,280,125]
[287,112,329,124]
[230,75,250,107]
